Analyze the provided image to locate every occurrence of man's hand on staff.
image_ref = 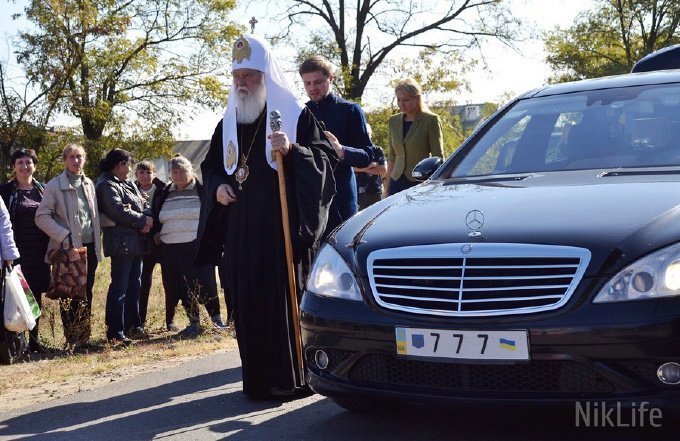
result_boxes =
[216,183,237,206]
[268,131,292,156]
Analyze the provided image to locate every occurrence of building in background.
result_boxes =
[450,103,488,135]
[152,140,211,182]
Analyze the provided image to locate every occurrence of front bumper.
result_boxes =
[300,291,680,410]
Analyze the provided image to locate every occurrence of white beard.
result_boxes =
[235,82,266,124]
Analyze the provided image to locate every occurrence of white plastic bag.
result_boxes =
[3,266,36,332]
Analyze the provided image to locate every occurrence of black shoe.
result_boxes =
[177,323,201,338]
[294,385,315,398]
[28,341,46,353]
[269,387,296,397]
[127,326,149,340]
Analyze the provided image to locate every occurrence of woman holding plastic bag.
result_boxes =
[0,196,22,364]
[0,148,51,352]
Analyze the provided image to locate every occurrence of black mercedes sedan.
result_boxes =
[300,68,680,420]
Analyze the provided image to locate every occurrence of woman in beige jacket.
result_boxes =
[35,144,102,351]
[385,78,444,196]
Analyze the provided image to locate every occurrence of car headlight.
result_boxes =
[594,243,680,303]
[306,244,362,301]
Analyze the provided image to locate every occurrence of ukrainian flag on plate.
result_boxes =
[499,338,517,351]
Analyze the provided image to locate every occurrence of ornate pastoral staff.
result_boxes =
[270,110,305,382]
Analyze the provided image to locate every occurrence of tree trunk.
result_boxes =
[81,116,105,141]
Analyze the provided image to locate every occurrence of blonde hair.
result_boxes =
[394,78,428,113]
[62,144,86,160]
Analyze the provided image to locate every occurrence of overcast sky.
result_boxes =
[1,0,594,140]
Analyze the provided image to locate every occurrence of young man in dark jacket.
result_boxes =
[299,55,373,236]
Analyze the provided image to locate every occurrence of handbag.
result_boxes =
[3,265,36,332]
[46,235,88,300]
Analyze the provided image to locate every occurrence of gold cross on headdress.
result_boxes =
[249,17,258,33]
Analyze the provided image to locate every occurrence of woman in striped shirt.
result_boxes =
[152,155,226,337]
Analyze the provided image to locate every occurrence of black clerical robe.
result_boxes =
[196,107,336,398]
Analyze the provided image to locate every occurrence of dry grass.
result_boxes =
[0,258,236,412]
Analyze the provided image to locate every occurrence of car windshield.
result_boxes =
[450,83,680,178]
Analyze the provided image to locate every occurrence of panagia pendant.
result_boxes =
[235,164,249,190]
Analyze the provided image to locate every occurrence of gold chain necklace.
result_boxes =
[234,112,266,190]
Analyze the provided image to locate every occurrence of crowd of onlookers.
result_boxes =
[0,67,443,358]
[0,145,230,354]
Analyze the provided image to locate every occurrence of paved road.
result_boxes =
[0,350,676,440]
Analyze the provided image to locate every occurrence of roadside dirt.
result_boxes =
[0,334,238,413]
[2,354,199,412]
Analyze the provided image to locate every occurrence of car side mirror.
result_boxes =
[412,156,442,181]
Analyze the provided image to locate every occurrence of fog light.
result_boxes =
[657,362,680,385]
[315,350,329,370]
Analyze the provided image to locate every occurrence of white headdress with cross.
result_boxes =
[221,32,304,174]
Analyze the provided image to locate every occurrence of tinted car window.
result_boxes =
[450,83,680,177]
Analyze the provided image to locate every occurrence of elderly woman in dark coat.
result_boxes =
[0,149,51,352]
[96,149,153,345]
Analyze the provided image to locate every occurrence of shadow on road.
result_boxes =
[1,362,677,441]
[217,401,678,441]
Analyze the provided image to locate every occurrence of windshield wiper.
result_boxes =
[601,168,680,177]
[443,175,532,186]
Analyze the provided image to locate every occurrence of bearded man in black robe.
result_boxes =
[196,34,337,399]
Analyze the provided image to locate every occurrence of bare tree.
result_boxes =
[278,0,520,100]
[0,63,63,173]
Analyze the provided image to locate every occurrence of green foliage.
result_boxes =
[22,128,82,183]
[431,107,465,159]
[22,122,174,183]
[365,104,465,160]
[0,121,49,180]
[364,106,394,151]
[100,118,175,169]
[545,0,680,82]
[16,0,239,142]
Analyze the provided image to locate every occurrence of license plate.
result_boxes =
[395,327,529,361]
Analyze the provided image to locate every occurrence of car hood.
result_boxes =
[333,170,680,277]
